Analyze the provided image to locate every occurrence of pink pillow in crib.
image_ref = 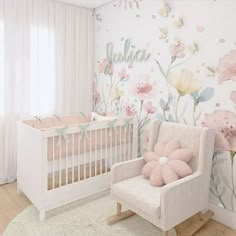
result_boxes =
[142,140,193,187]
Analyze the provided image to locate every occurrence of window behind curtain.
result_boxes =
[0,1,93,117]
[0,0,94,186]
[30,25,56,116]
[0,22,56,116]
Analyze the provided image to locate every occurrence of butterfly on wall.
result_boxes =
[187,42,198,54]
[159,28,168,40]
[206,66,216,77]
[173,17,184,29]
[159,1,171,17]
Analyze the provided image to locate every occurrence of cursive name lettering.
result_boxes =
[106,39,151,66]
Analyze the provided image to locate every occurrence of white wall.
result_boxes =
[94,0,236,218]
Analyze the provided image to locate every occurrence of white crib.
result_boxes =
[17,116,138,220]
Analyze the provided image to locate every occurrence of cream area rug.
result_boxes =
[3,191,176,236]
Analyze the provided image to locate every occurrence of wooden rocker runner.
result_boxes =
[107,202,214,236]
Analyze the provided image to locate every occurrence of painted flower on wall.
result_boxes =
[95,0,236,213]
[169,69,202,95]
[144,101,157,114]
[132,75,157,100]
[202,110,236,152]
[170,42,185,58]
[112,86,124,100]
[93,90,101,105]
[118,68,129,80]
[98,59,114,75]
[124,103,136,116]
[230,91,236,104]
[217,50,236,83]
[93,81,101,105]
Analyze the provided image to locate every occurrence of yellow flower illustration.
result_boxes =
[187,42,198,54]
[112,86,124,100]
[169,69,202,95]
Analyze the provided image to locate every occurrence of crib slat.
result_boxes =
[66,139,68,186]
[128,124,131,161]
[59,136,62,188]
[95,129,97,176]
[119,125,122,163]
[52,136,55,189]
[110,127,112,168]
[132,122,138,159]
[72,133,75,183]
[131,124,134,157]
[114,126,117,165]
[100,129,102,174]
[78,133,80,182]
[123,124,126,161]
[84,133,86,180]
[105,128,108,173]
[89,130,92,178]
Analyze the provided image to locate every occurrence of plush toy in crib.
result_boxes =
[141,140,193,187]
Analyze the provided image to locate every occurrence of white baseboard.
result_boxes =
[208,202,236,230]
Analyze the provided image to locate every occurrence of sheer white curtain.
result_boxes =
[0,0,94,185]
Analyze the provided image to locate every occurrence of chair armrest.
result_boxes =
[160,171,208,231]
[111,157,145,185]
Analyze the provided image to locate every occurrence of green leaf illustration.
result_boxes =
[168,114,175,122]
[155,112,165,121]
[159,99,166,109]
[197,87,214,103]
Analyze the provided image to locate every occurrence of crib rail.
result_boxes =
[44,118,138,191]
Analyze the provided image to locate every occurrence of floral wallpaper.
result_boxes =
[94,0,236,213]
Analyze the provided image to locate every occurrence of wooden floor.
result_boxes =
[0,182,31,235]
[0,182,236,236]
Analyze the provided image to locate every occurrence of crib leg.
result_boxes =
[39,210,46,221]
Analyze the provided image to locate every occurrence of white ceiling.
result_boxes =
[58,0,113,8]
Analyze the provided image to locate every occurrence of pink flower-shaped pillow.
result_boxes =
[142,140,193,187]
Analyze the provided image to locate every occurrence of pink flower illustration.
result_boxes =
[124,104,136,116]
[202,110,236,151]
[137,84,152,94]
[98,59,106,72]
[170,42,185,58]
[144,101,157,114]
[132,75,157,100]
[98,59,114,75]
[118,68,129,80]
[93,91,101,104]
[217,50,236,83]
[230,91,236,104]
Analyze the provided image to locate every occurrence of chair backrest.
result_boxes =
[148,121,215,173]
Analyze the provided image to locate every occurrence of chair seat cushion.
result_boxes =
[111,175,162,221]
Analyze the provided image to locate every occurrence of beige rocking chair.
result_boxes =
[108,121,216,236]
